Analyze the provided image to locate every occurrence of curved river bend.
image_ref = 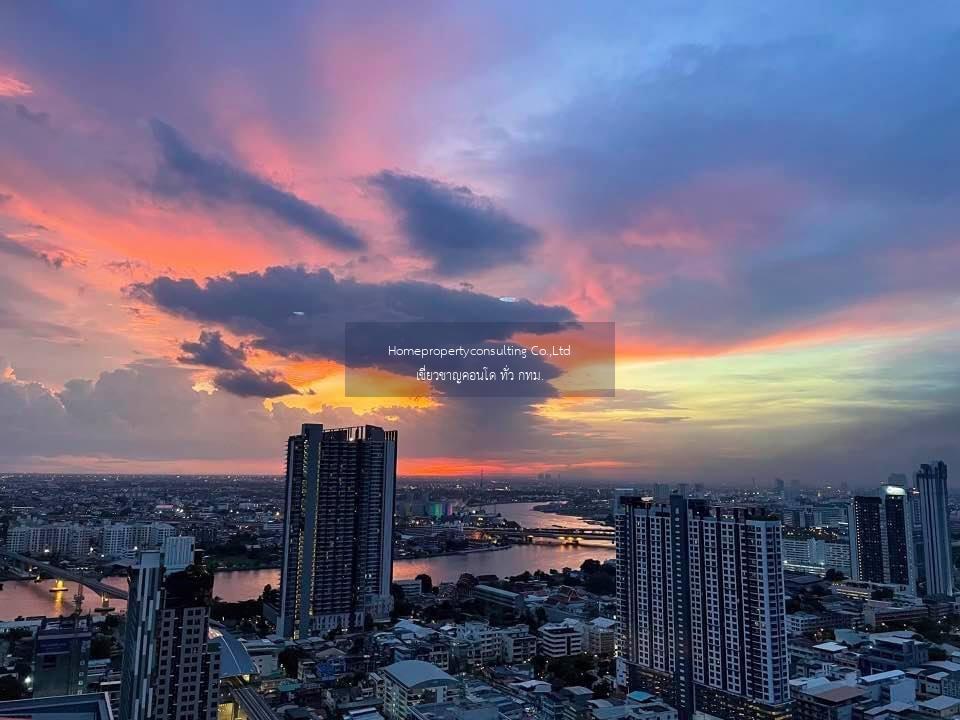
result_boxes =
[0,502,613,620]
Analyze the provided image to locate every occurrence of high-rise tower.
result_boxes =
[916,462,952,597]
[279,424,397,639]
[615,492,789,720]
[850,485,917,593]
[119,539,220,720]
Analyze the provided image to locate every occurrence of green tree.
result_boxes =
[0,676,25,700]
[457,573,478,591]
[391,583,412,619]
[278,647,305,678]
[593,679,612,699]
[535,607,548,626]
[580,559,602,575]
[585,570,616,596]
[90,635,113,660]
[546,653,596,688]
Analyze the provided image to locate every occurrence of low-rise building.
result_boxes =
[906,661,960,700]
[472,585,525,621]
[859,633,930,675]
[538,622,584,658]
[787,613,824,637]
[456,621,502,666]
[372,660,462,720]
[411,698,498,720]
[238,638,281,677]
[793,680,866,720]
[500,625,537,664]
[584,618,616,656]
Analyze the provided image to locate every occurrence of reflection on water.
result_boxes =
[0,577,128,621]
[0,502,613,619]
[478,501,604,530]
[395,542,613,583]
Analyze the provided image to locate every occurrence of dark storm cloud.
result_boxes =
[133,265,577,401]
[211,367,298,398]
[177,330,247,370]
[178,329,299,399]
[150,120,365,251]
[369,171,539,275]
[132,265,574,361]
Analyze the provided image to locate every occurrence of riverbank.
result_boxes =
[531,501,612,526]
[0,502,613,619]
[397,544,511,560]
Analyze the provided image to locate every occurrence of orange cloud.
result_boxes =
[0,72,32,97]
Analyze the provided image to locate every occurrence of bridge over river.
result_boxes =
[464,525,614,542]
[1,548,128,600]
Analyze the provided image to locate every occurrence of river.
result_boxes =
[0,502,613,620]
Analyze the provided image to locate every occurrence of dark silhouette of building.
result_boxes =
[119,541,220,720]
[916,462,952,597]
[279,424,397,639]
[850,486,916,592]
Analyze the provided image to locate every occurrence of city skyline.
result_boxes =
[0,454,958,717]
[1,3,959,484]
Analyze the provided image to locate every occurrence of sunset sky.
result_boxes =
[1,2,958,484]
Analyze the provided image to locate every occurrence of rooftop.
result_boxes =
[474,584,519,599]
[383,660,458,690]
[410,699,497,720]
[590,617,617,629]
[0,693,113,720]
[859,669,905,684]
[813,641,846,653]
[208,625,257,678]
[925,660,960,672]
[919,695,960,711]
[805,685,865,704]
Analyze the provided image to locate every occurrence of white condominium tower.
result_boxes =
[615,493,789,720]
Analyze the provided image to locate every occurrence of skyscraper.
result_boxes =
[279,424,397,639]
[615,493,789,720]
[849,486,916,593]
[119,539,220,720]
[916,462,952,597]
